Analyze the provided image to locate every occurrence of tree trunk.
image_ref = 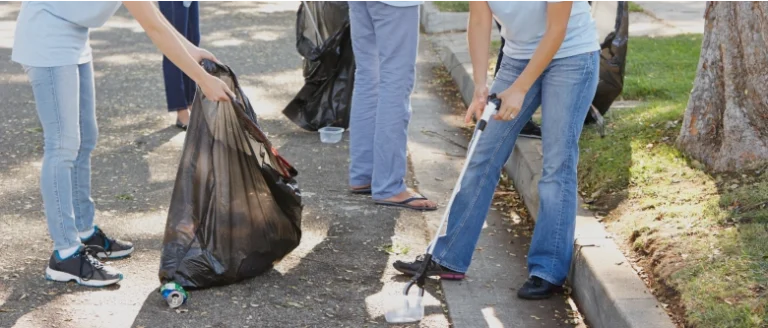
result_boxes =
[677,1,768,172]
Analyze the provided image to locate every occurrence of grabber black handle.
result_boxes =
[477,94,501,131]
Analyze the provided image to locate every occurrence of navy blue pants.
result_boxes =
[159,1,200,112]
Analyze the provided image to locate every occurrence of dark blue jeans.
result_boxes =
[160,1,200,112]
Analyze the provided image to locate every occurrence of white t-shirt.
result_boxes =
[488,1,600,60]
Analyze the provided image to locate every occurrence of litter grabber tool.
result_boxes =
[385,95,501,324]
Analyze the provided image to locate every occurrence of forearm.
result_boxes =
[124,2,207,83]
[512,28,566,92]
[468,2,492,88]
[158,10,197,54]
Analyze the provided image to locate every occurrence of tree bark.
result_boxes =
[677,1,768,172]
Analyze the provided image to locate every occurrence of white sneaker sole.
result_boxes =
[45,267,123,287]
[97,247,134,259]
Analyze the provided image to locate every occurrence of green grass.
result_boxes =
[623,34,703,100]
[579,34,768,327]
[628,1,645,13]
[433,1,469,12]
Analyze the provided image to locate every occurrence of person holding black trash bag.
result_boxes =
[394,1,600,300]
[347,1,438,211]
[12,1,232,287]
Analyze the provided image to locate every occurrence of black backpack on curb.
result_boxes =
[587,1,629,125]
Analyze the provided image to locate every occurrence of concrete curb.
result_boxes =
[420,2,468,34]
[428,35,677,328]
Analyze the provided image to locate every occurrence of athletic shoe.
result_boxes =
[82,226,134,259]
[519,121,542,139]
[393,255,466,280]
[516,276,563,300]
[45,246,123,287]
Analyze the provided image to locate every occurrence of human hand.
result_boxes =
[191,47,219,64]
[465,84,490,123]
[199,75,234,102]
[495,85,527,121]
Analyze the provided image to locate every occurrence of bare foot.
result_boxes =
[379,189,437,210]
[176,109,191,126]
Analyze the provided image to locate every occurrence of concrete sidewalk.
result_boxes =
[631,1,706,37]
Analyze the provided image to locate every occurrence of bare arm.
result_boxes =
[468,2,493,90]
[495,1,573,120]
[464,1,493,123]
[122,2,229,100]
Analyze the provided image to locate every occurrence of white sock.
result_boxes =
[78,227,96,240]
[56,245,81,259]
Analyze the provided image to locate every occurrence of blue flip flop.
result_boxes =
[375,196,437,211]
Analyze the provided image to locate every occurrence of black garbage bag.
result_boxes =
[587,1,629,124]
[159,60,303,289]
[282,1,355,131]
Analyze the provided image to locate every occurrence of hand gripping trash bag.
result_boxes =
[587,1,629,124]
[159,60,303,289]
[282,1,355,131]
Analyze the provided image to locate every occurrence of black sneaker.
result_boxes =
[517,276,562,300]
[393,255,465,280]
[45,246,124,287]
[519,121,542,139]
[82,226,134,259]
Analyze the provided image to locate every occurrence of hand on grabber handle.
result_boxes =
[495,85,526,121]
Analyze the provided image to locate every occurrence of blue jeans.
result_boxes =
[431,51,599,285]
[159,1,200,112]
[25,62,98,251]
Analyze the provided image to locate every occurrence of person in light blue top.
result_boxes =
[12,1,233,287]
[347,1,439,211]
[395,1,600,300]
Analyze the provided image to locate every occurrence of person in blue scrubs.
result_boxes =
[347,1,438,211]
[12,1,233,287]
[395,1,600,300]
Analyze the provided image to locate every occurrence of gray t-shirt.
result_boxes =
[488,1,600,60]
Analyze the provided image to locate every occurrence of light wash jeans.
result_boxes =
[347,1,419,200]
[25,62,97,251]
[431,51,600,286]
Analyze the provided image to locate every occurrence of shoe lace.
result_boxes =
[76,245,107,281]
[93,228,113,257]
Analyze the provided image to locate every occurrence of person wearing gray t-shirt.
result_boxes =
[395,1,600,300]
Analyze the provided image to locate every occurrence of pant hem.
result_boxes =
[168,106,189,113]
[432,255,467,274]
[372,185,407,201]
[54,239,83,252]
[528,270,564,286]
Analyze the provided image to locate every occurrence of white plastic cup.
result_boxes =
[318,127,344,144]
[384,294,424,323]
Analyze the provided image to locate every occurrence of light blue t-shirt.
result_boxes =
[488,1,599,60]
[380,1,423,7]
[12,1,122,67]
